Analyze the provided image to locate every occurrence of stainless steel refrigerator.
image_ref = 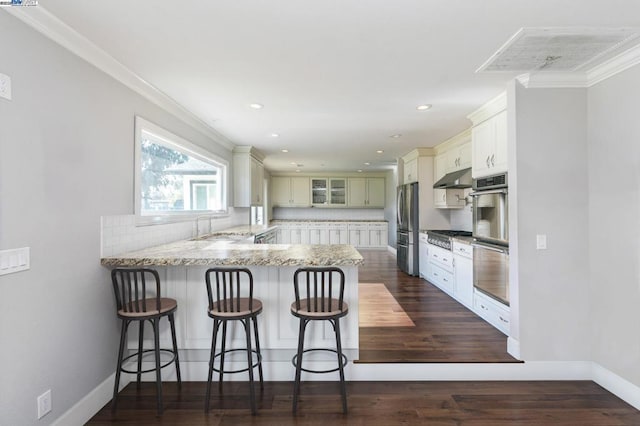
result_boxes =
[397,182,419,276]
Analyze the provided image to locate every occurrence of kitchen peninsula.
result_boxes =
[101,235,363,379]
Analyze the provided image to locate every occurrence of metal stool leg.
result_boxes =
[252,316,264,389]
[136,320,145,388]
[292,318,308,413]
[153,318,163,416]
[205,319,220,412]
[169,313,182,387]
[219,321,228,390]
[334,319,348,414]
[244,318,257,415]
[112,319,129,413]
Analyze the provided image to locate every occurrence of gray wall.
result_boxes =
[0,13,233,425]
[587,65,640,386]
[510,82,591,360]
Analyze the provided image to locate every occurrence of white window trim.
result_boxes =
[134,116,229,225]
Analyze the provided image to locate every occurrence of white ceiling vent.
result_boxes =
[477,27,640,73]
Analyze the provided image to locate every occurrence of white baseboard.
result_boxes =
[507,337,521,359]
[52,373,130,426]
[387,245,396,256]
[592,363,640,410]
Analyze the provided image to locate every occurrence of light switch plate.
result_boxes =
[0,73,12,100]
[0,247,30,275]
[536,234,547,250]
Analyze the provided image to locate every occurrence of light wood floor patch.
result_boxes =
[359,283,415,327]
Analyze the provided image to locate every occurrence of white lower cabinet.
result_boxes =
[275,221,386,248]
[348,223,369,248]
[473,290,510,335]
[452,240,473,309]
[418,233,429,279]
[426,244,454,297]
[328,223,349,244]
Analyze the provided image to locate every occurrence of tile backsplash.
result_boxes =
[273,207,385,221]
[101,208,249,257]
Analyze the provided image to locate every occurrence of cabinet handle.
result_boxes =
[491,154,495,167]
[480,304,488,311]
[486,156,490,167]
[499,316,508,323]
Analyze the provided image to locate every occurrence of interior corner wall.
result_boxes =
[384,169,397,247]
[511,82,590,360]
[587,64,640,388]
[0,13,233,425]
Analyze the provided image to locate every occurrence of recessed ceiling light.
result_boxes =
[290,162,297,165]
[357,169,363,173]
[271,133,280,138]
[364,162,371,166]
[416,104,432,111]
[249,103,264,109]
[296,169,301,173]
[281,149,289,153]
[390,134,402,138]
[376,150,384,154]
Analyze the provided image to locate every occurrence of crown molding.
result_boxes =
[515,43,640,89]
[467,92,507,125]
[5,6,235,151]
[587,43,640,86]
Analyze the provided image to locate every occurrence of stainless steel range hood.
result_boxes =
[433,167,472,189]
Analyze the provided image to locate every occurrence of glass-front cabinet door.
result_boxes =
[329,178,346,206]
[311,178,328,205]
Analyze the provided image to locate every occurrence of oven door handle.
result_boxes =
[469,189,507,196]
[471,242,508,253]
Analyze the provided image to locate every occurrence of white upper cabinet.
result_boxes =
[446,142,471,173]
[403,158,419,184]
[434,154,447,182]
[468,92,507,179]
[233,146,265,207]
[348,177,385,208]
[271,176,311,207]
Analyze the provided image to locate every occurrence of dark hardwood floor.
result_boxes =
[357,249,518,363]
[88,381,640,425]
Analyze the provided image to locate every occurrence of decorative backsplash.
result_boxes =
[101,208,249,257]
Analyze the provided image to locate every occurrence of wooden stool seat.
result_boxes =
[118,297,177,318]
[290,299,348,319]
[209,298,263,319]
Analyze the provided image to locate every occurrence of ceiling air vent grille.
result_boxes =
[477,27,640,73]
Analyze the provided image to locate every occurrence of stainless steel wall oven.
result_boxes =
[470,173,509,305]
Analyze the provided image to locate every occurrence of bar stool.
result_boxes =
[110,268,181,416]
[204,267,264,415]
[291,266,348,414]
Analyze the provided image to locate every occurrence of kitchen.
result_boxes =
[2,1,640,424]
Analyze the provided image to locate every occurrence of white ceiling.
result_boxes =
[36,0,640,172]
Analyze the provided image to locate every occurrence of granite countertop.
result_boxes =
[101,239,364,267]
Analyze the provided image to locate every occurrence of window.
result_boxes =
[135,117,228,218]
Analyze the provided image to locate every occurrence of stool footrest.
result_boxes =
[210,348,262,374]
[120,348,178,375]
[292,348,348,374]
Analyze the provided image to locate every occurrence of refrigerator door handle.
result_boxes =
[397,188,404,228]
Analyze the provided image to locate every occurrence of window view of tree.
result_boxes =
[140,135,222,214]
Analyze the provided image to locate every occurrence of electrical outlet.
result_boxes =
[0,73,12,100]
[37,389,52,419]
